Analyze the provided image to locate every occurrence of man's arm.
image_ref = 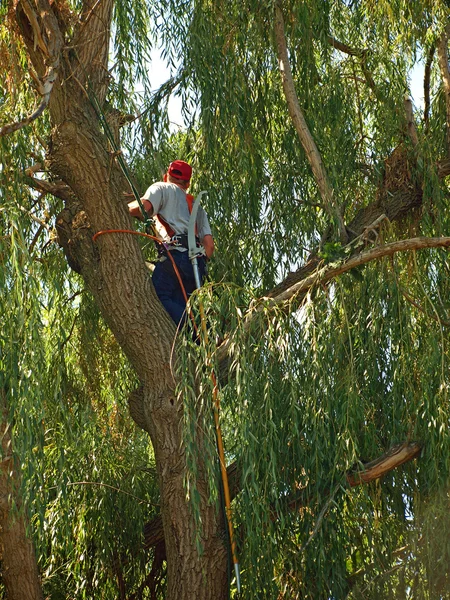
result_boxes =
[128,199,153,220]
[202,234,214,259]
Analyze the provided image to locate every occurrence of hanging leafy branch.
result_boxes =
[274,3,348,243]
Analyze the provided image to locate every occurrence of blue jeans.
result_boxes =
[152,250,206,326]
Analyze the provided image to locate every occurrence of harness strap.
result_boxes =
[154,192,197,239]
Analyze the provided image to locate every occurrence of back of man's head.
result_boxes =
[167,160,192,182]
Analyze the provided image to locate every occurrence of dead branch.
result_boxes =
[346,442,421,486]
[26,175,75,203]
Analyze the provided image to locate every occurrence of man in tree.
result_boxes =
[128,160,215,325]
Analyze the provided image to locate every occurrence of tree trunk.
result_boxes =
[0,390,43,600]
[50,92,228,598]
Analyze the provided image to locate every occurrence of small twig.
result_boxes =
[17,205,52,231]
[48,481,157,505]
[298,481,341,553]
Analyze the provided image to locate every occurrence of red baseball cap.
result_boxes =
[168,160,192,181]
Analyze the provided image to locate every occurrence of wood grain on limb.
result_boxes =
[346,442,422,487]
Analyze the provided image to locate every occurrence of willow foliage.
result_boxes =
[2,0,450,598]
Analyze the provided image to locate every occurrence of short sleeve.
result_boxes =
[197,206,212,241]
[142,182,165,215]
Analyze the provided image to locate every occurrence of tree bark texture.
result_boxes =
[14,3,229,599]
[0,390,43,600]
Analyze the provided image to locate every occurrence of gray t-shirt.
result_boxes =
[142,182,212,246]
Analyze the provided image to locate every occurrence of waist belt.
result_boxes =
[157,234,201,256]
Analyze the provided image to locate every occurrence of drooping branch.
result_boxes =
[424,44,436,131]
[274,4,348,243]
[437,23,450,154]
[216,236,450,379]
[143,441,422,553]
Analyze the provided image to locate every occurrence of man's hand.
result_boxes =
[128,199,153,220]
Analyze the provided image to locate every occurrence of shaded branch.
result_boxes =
[328,35,377,93]
[266,236,450,307]
[26,175,75,203]
[424,45,436,130]
[274,4,347,243]
[216,236,450,380]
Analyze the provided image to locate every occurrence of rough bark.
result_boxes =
[14,3,229,599]
[437,24,450,154]
[0,390,43,600]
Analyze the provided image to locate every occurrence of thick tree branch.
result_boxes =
[71,0,114,102]
[26,174,75,203]
[265,236,450,305]
[216,236,450,379]
[274,4,347,243]
[437,24,450,154]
